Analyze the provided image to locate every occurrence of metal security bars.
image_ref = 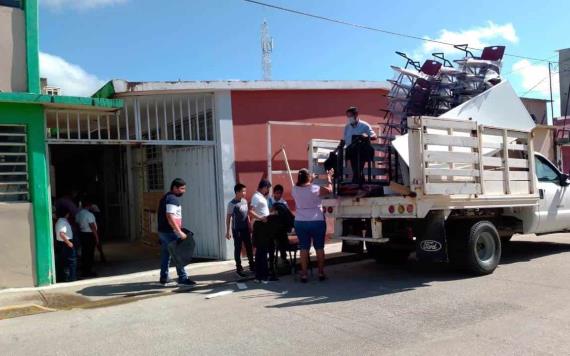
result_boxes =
[46,93,215,145]
[144,146,164,191]
[0,125,29,202]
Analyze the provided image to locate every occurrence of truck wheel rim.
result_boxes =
[475,232,495,264]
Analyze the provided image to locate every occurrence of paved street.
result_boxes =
[3,234,570,355]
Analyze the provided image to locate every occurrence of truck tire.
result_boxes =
[463,221,502,275]
[366,242,409,264]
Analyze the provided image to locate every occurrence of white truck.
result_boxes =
[309,113,567,275]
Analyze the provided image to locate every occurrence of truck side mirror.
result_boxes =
[560,173,570,186]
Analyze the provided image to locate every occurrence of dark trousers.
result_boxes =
[55,241,77,282]
[255,245,269,281]
[274,231,289,260]
[79,232,96,275]
[233,228,254,271]
[346,141,374,184]
[253,221,272,280]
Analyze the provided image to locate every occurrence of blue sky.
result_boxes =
[39,0,569,116]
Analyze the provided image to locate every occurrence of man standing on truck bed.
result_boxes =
[342,106,377,185]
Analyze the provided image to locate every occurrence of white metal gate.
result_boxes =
[163,146,221,259]
[45,93,215,145]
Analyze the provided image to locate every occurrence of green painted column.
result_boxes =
[0,103,53,285]
[24,0,40,94]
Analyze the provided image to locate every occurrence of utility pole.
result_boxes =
[261,20,273,81]
[548,61,554,124]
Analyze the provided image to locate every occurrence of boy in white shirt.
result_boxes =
[55,207,77,282]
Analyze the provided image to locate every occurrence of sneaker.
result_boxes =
[178,279,197,286]
[236,270,248,278]
[159,278,169,285]
[261,279,269,285]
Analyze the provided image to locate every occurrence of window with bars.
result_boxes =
[0,125,28,202]
[145,146,164,192]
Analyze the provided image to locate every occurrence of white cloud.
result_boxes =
[512,59,560,117]
[40,52,105,97]
[41,0,127,10]
[512,59,559,97]
[417,21,518,57]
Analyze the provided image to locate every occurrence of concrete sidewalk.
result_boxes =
[0,242,363,320]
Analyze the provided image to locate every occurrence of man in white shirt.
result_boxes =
[342,106,377,185]
[250,179,272,282]
[55,206,77,282]
[76,198,100,278]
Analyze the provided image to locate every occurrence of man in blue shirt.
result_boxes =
[342,107,377,184]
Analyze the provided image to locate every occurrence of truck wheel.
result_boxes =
[366,242,409,264]
[464,221,501,275]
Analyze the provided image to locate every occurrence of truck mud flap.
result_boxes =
[416,211,448,263]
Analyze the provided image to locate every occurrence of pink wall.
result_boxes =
[231,88,389,204]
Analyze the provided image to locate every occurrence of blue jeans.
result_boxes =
[294,220,326,251]
[159,231,188,282]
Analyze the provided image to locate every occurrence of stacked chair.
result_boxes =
[377,45,506,186]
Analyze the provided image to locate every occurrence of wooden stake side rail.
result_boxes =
[408,116,536,197]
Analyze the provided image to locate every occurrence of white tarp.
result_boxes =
[392,81,536,166]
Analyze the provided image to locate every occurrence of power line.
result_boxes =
[503,54,559,77]
[243,0,552,63]
[520,68,570,97]
[521,77,549,97]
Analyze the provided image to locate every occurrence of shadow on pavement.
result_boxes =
[76,270,243,298]
[255,240,570,309]
[500,239,570,264]
[75,239,570,307]
[257,261,469,309]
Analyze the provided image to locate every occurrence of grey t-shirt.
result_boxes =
[227,198,249,230]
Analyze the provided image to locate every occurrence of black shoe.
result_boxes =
[236,270,248,278]
[269,275,279,281]
[178,279,197,286]
[319,274,327,282]
[159,278,170,285]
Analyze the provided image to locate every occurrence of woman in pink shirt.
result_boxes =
[291,168,334,283]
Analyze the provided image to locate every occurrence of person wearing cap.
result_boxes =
[292,168,334,283]
[249,179,273,283]
[342,106,377,184]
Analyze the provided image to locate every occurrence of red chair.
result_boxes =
[480,46,506,61]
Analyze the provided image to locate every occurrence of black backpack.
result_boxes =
[273,202,295,233]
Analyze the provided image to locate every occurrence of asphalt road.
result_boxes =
[3,233,570,355]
